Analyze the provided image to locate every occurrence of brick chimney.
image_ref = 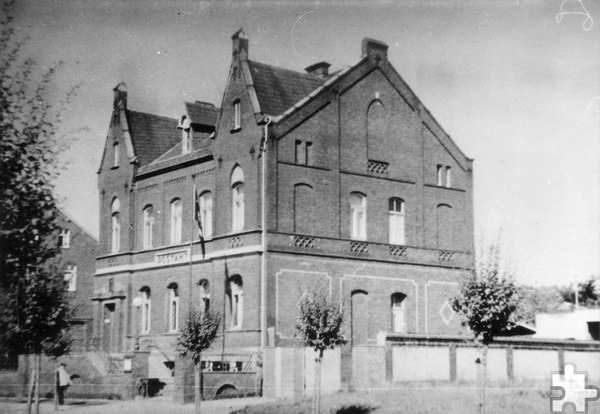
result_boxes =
[232,28,248,61]
[113,82,127,111]
[361,38,388,64]
[304,61,331,78]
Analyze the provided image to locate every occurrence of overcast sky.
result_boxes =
[12,0,599,286]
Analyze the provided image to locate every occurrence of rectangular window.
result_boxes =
[295,140,305,164]
[113,143,120,167]
[436,165,443,186]
[306,142,313,166]
[446,166,452,188]
[169,289,179,332]
[64,265,77,292]
[59,229,71,249]
[233,100,241,130]
[389,198,405,245]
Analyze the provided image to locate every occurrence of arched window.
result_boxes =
[233,99,241,130]
[140,287,151,334]
[168,283,179,332]
[200,192,213,238]
[231,167,245,232]
[366,100,386,160]
[437,165,443,186]
[436,204,453,249]
[170,199,182,244]
[351,290,369,345]
[294,184,314,234]
[111,198,120,253]
[198,279,210,313]
[349,193,366,240]
[391,292,407,333]
[228,276,243,329]
[143,205,154,249]
[445,166,452,188]
[113,142,120,167]
[389,198,405,245]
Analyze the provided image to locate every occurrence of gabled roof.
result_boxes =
[185,101,219,127]
[127,110,181,166]
[247,60,328,116]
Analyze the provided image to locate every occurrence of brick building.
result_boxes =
[56,211,98,348]
[94,30,474,394]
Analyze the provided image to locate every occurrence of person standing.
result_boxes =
[56,363,72,405]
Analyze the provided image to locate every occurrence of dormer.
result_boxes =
[177,115,192,155]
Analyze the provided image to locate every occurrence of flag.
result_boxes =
[194,186,206,259]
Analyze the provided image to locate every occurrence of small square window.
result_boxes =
[59,230,71,249]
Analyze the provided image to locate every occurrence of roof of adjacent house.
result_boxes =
[127,111,181,166]
[247,60,329,116]
[185,101,219,126]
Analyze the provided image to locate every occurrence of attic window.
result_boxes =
[232,99,241,132]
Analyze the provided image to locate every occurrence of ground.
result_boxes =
[1,385,600,414]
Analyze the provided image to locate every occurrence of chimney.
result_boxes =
[113,82,127,111]
[304,61,331,78]
[232,28,249,61]
[361,38,388,64]
[177,115,192,155]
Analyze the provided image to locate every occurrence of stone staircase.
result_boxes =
[148,349,175,397]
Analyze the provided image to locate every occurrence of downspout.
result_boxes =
[261,116,272,350]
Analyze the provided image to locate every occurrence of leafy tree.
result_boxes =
[295,287,346,414]
[0,1,78,412]
[513,284,564,325]
[559,276,599,307]
[176,307,220,414]
[451,239,518,414]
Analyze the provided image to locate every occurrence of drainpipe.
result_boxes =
[261,116,272,350]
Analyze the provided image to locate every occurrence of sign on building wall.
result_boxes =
[155,249,190,266]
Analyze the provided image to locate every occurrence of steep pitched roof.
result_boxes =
[185,102,219,127]
[127,110,181,166]
[247,60,328,116]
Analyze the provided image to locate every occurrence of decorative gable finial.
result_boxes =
[113,82,128,111]
[231,28,249,61]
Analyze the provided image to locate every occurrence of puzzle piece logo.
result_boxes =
[551,363,600,413]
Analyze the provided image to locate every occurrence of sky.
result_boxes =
[11,0,599,287]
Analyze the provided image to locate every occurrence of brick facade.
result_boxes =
[92,30,474,393]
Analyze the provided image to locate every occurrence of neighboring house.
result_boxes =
[56,211,98,349]
[535,309,600,340]
[93,30,474,390]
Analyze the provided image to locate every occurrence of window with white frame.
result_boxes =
[143,205,154,249]
[231,166,245,232]
[141,287,151,334]
[445,166,452,188]
[170,199,182,244]
[349,192,366,240]
[305,142,313,166]
[233,99,241,130]
[389,198,405,245]
[436,164,443,186]
[391,292,407,333]
[198,279,210,314]
[59,229,71,249]
[199,192,213,238]
[64,265,77,292]
[168,284,179,332]
[229,276,243,329]
[111,198,120,253]
[113,142,119,167]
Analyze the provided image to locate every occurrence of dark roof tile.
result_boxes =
[127,110,180,166]
[185,102,219,126]
[248,60,327,116]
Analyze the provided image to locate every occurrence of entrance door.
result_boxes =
[102,303,116,351]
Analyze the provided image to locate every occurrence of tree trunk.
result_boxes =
[34,354,41,414]
[480,344,488,414]
[54,367,59,411]
[313,349,323,414]
[195,358,201,414]
[27,357,35,414]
